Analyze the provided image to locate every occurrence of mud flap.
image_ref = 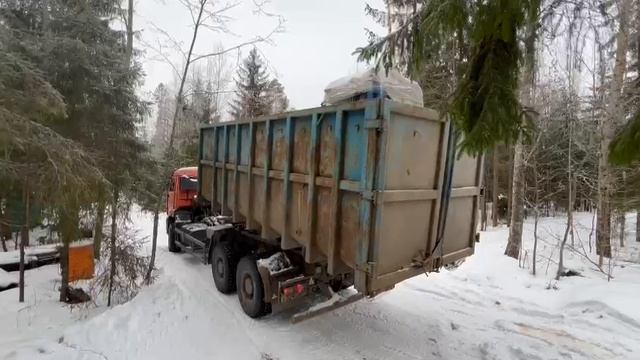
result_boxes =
[290,291,364,324]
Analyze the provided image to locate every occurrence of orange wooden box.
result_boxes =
[69,242,95,282]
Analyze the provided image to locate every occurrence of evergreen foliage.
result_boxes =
[609,2,640,165]
[229,47,288,120]
[609,98,640,165]
[357,0,540,154]
[0,0,150,301]
[267,79,289,114]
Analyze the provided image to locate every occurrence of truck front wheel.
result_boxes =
[211,242,238,294]
[168,222,180,253]
[236,255,270,318]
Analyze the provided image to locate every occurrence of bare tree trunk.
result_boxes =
[1,211,7,251]
[386,1,393,34]
[597,0,631,263]
[59,203,78,302]
[93,196,106,260]
[532,164,539,276]
[480,159,488,231]
[481,190,488,231]
[532,209,539,275]
[506,148,514,226]
[568,116,575,249]
[556,195,571,280]
[144,205,160,284]
[491,149,499,227]
[59,242,69,302]
[618,212,625,247]
[168,1,206,151]
[589,211,596,253]
[505,138,525,259]
[557,127,573,280]
[636,211,640,242]
[569,177,575,246]
[107,189,119,307]
[19,182,29,303]
[505,10,537,258]
[126,0,133,64]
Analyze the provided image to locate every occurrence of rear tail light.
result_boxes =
[282,283,306,299]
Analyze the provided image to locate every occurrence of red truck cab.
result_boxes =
[167,166,198,217]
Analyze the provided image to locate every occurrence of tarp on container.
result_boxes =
[323,68,423,107]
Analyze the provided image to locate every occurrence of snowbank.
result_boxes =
[0,269,16,289]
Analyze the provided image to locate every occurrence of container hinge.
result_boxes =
[355,262,376,274]
[364,119,382,130]
[361,190,377,204]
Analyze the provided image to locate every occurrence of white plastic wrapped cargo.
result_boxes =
[322,68,424,107]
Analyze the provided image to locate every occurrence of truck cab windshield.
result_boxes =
[180,177,198,191]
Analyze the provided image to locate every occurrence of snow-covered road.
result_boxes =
[3,212,640,360]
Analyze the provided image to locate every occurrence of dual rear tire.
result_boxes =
[236,255,270,318]
[210,243,270,318]
[211,242,237,294]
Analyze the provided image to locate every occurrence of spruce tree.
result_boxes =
[151,83,174,154]
[358,0,539,155]
[1,0,149,302]
[267,79,289,114]
[230,48,271,120]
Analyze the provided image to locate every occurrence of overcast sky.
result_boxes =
[136,0,386,111]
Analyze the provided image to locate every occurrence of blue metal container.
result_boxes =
[199,99,482,295]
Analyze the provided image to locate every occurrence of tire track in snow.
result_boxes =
[157,247,445,360]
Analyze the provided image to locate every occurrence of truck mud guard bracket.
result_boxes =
[290,291,364,324]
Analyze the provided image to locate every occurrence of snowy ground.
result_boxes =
[1,211,639,360]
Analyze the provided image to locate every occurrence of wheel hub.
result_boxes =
[216,259,224,277]
[243,275,254,299]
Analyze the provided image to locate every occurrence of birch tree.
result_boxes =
[505,2,540,259]
[597,0,633,264]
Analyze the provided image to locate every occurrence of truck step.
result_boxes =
[176,241,204,254]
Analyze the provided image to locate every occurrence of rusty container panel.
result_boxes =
[201,130,215,161]
[200,165,214,202]
[441,153,482,259]
[367,103,448,293]
[365,102,482,295]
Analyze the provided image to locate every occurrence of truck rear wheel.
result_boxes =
[168,222,180,253]
[236,255,270,318]
[211,242,238,294]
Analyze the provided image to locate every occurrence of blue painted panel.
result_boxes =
[216,126,225,162]
[239,124,250,165]
[271,119,287,171]
[228,126,237,163]
[318,112,336,178]
[342,109,365,181]
[201,128,215,160]
[291,116,312,174]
